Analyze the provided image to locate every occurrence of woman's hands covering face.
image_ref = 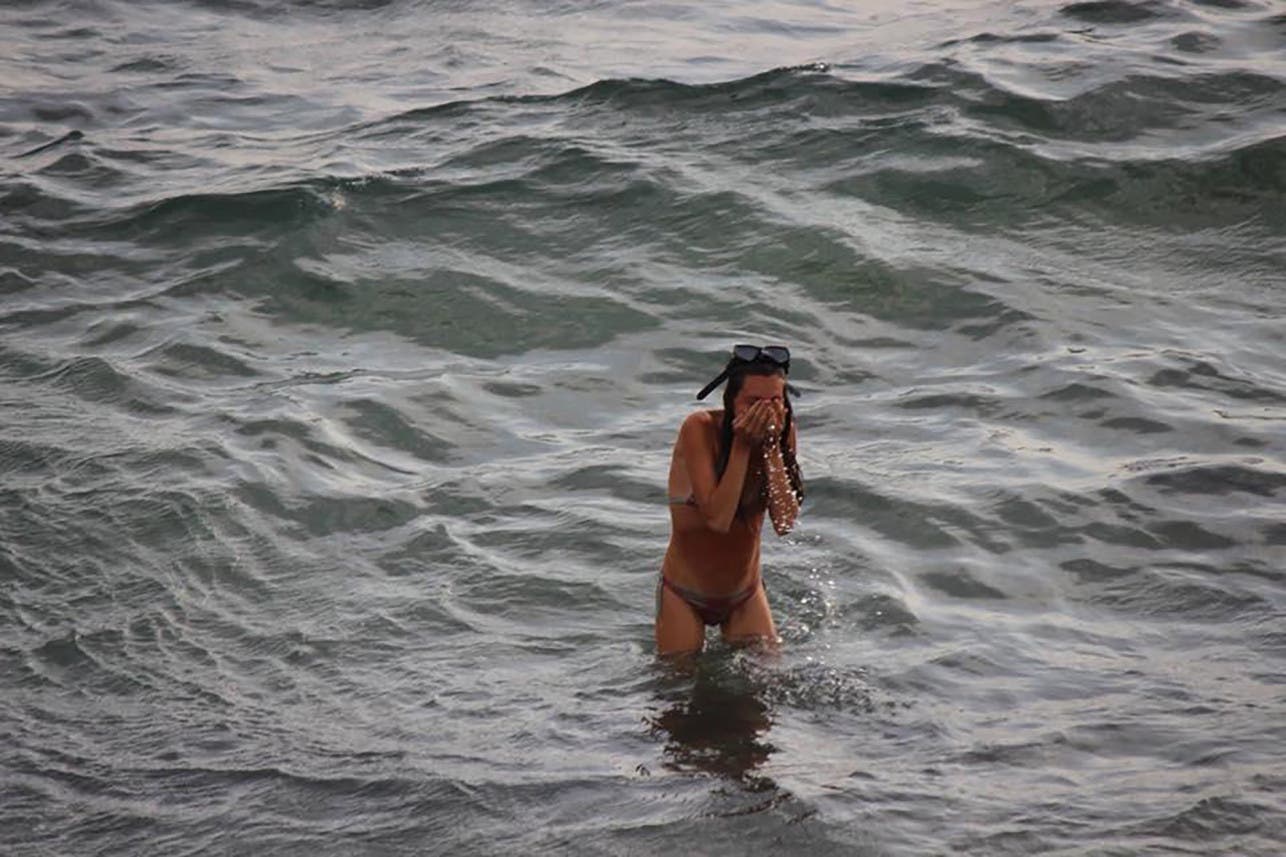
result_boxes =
[733,399,785,445]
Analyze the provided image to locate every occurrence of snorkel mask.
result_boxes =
[696,344,799,400]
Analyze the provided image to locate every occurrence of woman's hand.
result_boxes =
[733,400,783,445]
[765,400,786,443]
[732,400,767,443]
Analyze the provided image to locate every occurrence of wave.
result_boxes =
[7,58,1280,261]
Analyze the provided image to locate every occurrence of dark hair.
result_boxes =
[714,361,805,509]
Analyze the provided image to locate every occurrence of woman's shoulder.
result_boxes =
[681,409,723,432]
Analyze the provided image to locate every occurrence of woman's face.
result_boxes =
[732,373,786,415]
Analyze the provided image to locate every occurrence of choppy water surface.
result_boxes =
[2,0,1285,853]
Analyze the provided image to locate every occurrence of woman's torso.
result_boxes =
[662,409,764,595]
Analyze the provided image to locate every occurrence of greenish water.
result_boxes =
[2,1,1284,854]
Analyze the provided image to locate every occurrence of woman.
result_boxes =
[655,345,805,655]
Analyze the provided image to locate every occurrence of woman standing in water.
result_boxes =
[655,345,805,655]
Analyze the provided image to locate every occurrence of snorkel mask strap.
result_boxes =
[696,369,729,401]
[695,366,801,400]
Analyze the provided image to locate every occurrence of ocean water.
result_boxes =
[2,0,1284,854]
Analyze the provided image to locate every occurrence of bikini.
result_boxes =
[661,493,760,626]
[657,575,760,626]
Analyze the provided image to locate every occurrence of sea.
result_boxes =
[2,1,1284,854]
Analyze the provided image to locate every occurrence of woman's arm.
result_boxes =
[763,422,800,536]
[678,404,771,534]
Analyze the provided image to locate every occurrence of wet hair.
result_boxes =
[714,361,805,508]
